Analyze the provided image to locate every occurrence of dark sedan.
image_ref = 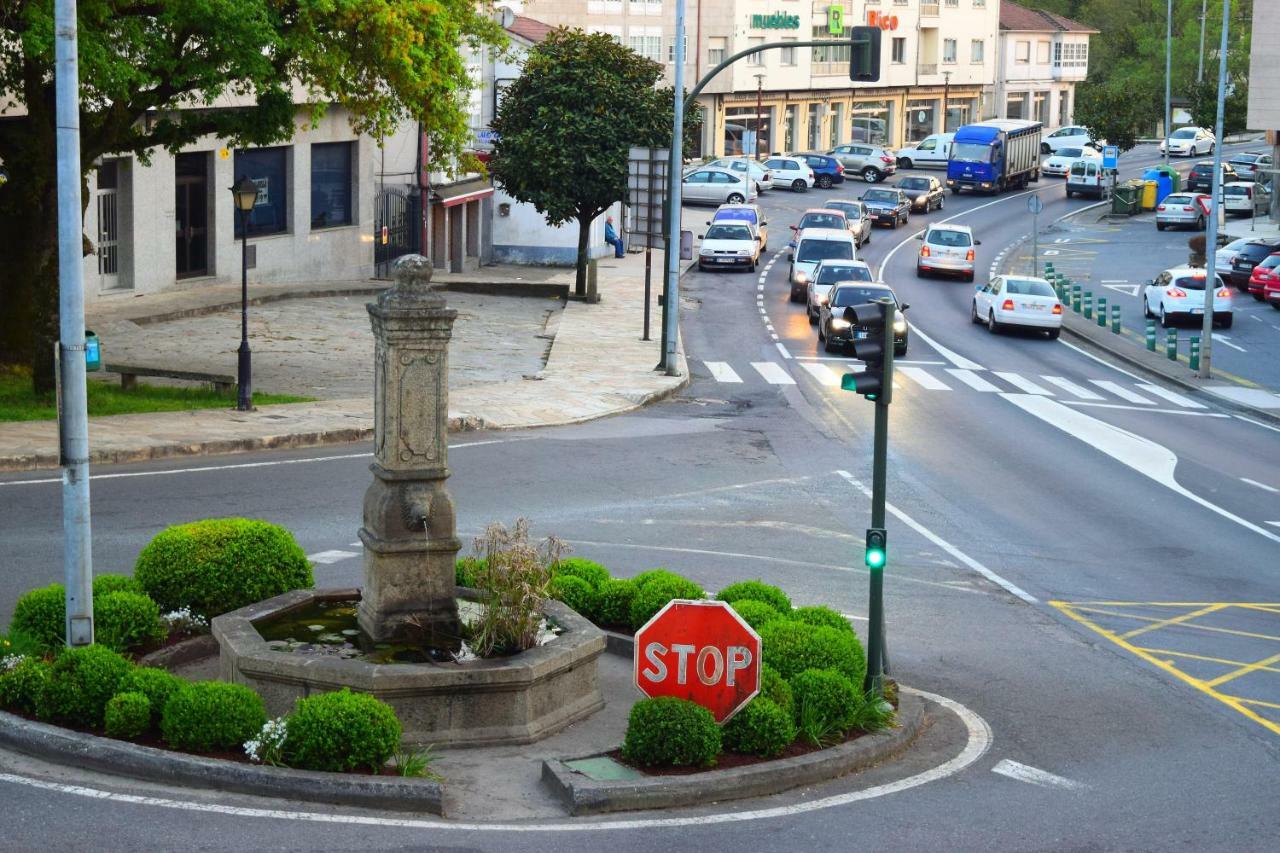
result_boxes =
[859,188,911,228]
[1227,238,1280,289]
[896,176,944,212]
[818,282,909,356]
[1186,161,1238,193]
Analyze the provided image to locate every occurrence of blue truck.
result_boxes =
[946,120,1043,194]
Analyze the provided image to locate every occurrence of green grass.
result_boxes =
[0,372,313,422]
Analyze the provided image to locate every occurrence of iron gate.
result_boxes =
[374,186,422,278]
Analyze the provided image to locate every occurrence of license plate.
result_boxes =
[716,258,735,264]
[855,331,870,340]
[1027,303,1043,311]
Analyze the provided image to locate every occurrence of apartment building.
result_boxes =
[994,1,1095,128]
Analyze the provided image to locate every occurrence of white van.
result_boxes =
[896,133,954,169]
[788,228,858,302]
[1066,159,1105,199]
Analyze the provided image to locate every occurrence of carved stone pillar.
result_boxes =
[358,254,461,643]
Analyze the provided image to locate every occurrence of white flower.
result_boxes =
[1,654,25,672]
[244,716,289,764]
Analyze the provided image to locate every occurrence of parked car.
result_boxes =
[1216,237,1257,280]
[1227,238,1280,289]
[916,224,979,281]
[709,203,768,251]
[1043,146,1101,177]
[1246,253,1280,300]
[860,187,911,228]
[794,153,846,189]
[762,156,815,191]
[1186,160,1239,193]
[696,220,760,272]
[1160,126,1215,157]
[788,228,857,302]
[1227,151,1274,182]
[1041,125,1102,154]
[707,158,773,192]
[827,143,897,183]
[823,199,872,247]
[971,275,1063,338]
[1142,266,1232,328]
[1222,181,1271,217]
[806,260,875,324]
[1065,158,1106,198]
[1154,193,1208,231]
[789,209,850,247]
[896,175,945,212]
[681,166,757,205]
[895,133,953,169]
[818,282,909,356]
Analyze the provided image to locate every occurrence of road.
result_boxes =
[1,142,1278,850]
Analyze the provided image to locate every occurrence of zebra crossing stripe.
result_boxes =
[1041,376,1104,400]
[704,361,743,383]
[1089,380,1155,405]
[752,362,796,385]
[946,369,1001,392]
[1135,383,1207,409]
[897,366,951,391]
[993,371,1052,396]
[798,362,840,387]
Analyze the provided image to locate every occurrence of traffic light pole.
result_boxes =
[864,300,893,696]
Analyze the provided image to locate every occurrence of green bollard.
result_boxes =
[1146,319,1157,350]
[1072,284,1082,313]
[1189,335,1201,372]
[1111,304,1122,334]
[1166,329,1178,360]
[1097,296,1108,326]
[1083,291,1093,320]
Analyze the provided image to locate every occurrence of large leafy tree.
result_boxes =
[488,28,695,296]
[0,1,504,391]
[1073,83,1145,151]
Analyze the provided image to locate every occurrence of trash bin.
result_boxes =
[84,330,101,372]
[1151,164,1181,194]
[1143,168,1173,205]
[1140,180,1159,210]
[1111,184,1140,215]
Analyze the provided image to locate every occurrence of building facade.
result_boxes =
[994,1,1094,128]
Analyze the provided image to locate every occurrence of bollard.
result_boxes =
[1189,335,1200,372]
[1111,304,1122,334]
[1146,319,1157,350]
[1166,329,1178,360]
[1097,296,1108,326]
[1083,291,1093,320]
[1072,284,1082,313]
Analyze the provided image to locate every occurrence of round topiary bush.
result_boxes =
[92,574,143,598]
[629,569,687,591]
[759,620,867,685]
[791,605,854,633]
[760,664,793,715]
[118,667,185,727]
[134,518,313,619]
[790,668,861,740]
[591,578,637,628]
[38,645,134,728]
[551,558,610,590]
[548,574,597,617]
[283,689,402,772]
[716,580,792,614]
[729,599,784,631]
[628,575,705,631]
[0,657,52,716]
[94,591,167,653]
[10,584,66,651]
[161,681,266,753]
[621,696,721,768]
[455,557,487,588]
[103,692,151,739]
[722,696,797,758]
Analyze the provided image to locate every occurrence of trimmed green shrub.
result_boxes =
[118,667,185,727]
[0,657,52,715]
[161,681,266,753]
[760,664,793,715]
[722,696,796,758]
[622,697,721,768]
[103,692,151,739]
[716,580,792,614]
[551,558,610,590]
[758,621,867,686]
[548,575,596,617]
[94,591,167,653]
[10,584,66,651]
[729,599,784,631]
[591,578,637,628]
[790,668,860,734]
[628,575,705,631]
[93,574,143,598]
[455,557,486,588]
[283,689,401,772]
[630,569,687,591]
[39,645,134,727]
[134,518,313,619]
[791,605,854,633]
[0,628,45,659]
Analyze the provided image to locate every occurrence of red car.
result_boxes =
[1265,272,1280,309]
[1247,252,1280,300]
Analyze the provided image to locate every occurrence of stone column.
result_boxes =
[358,254,461,644]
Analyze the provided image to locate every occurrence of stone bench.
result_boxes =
[104,363,236,395]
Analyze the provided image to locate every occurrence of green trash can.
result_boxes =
[1111,184,1140,215]
[84,330,101,372]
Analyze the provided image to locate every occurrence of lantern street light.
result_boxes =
[230,176,259,411]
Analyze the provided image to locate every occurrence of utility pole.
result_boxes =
[754,74,766,160]
[55,0,95,646]
[1197,0,1208,82]
[1164,0,1172,165]
[1199,0,1231,380]
[660,0,687,377]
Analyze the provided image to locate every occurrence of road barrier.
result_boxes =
[1189,335,1201,372]
[1083,291,1093,320]
[1111,305,1121,334]
[1166,329,1178,360]
[1072,284,1082,313]
[1146,319,1157,350]
[1096,296,1108,327]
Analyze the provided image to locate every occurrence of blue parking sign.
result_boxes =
[1102,146,1119,170]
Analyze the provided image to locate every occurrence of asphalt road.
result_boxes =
[2,142,1279,850]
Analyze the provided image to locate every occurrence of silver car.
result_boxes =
[1154,193,1206,231]
[823,199,872,247]
[706,158,773,192]
[681,166,758,206]
[806,259,874,324]
[826,143,897,183]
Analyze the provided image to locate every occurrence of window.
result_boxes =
[234,147,288,237]
[628,0,661,14]
[1015,41,1030,63]
[310,142,352,229]
[667,34,688,64]
[629,28,662,63]
[1037,41,1050,63]
[943,39,956,63]
[780,38,797,66]
[807,107,822,150]
[748,37,765,66]
[971,39,984,63]
[707,37,726,67]
[946,0,958,6]
[812,25,852,66]
[830,102,844,147]
[974,0,986,6]
[1005,93,1027,120]
[588,25,623,43]
[891,37,906,64]
[1054,42,1089,68]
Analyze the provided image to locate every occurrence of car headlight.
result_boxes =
[794,272,808,284]
[893,317,907,332]
[831,318,851,330]
[699,249,713,257]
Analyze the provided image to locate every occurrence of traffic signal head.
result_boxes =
[838,300,893,402]
[865,528,887,570]
[849,26,882,82]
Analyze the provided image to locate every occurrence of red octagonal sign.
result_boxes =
[634,600,761,723]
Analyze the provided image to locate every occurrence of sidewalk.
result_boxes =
[0,252,687,472]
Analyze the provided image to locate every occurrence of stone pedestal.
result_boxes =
[358,255,462,643]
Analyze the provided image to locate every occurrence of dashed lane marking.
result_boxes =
[993,371,1052,396]
[1089,380,1155,405]
[991,759,1086,791]
[1241,478,1279,494]
[945,369,1001,393]
[775,342,792,360]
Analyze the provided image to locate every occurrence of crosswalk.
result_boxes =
[699,359,1212,410]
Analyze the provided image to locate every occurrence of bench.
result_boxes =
[104,363,237,395]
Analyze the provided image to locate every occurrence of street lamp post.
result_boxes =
[942,70,952,132]
[1197,0,1208,83]
[230,177,259,411]
[754,73,765,160]
[1164,0,1172,165]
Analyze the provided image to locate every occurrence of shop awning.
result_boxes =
[432,177,494,208]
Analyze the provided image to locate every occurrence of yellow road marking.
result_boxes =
[1204,652,1280,689]
[1135,646,1280,676]
[1235,697,1280,712]
[1068,605,1280,644]
[1120,603,1226,640]
[1072,601,1280,607]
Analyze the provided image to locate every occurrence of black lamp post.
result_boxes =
[230,176,259,411]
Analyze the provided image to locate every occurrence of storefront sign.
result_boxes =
[867,10,899,30]
[827,6,844,35]
[751,12,800,30]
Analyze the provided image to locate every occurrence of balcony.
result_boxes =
[1052,63,1089,82]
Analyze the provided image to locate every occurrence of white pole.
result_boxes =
[662,0,686,376]
[1164,0,1172,166]
[1199,0,1231,380]
[1197,0,1208,82]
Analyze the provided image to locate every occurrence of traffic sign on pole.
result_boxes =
[1102,146,1119,171]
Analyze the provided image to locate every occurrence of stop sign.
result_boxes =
[633,599,761,723]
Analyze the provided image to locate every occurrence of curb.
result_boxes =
[0,710,444,814]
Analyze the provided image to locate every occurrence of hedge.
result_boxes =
[758,620,867,685]
[283,689,402,773]
[722,696,796,758]
[622,697,720,768]
[38,645,134,728]
[161,681,266,753]
[715,580,792,614]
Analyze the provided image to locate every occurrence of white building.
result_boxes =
[994,0,1095,128]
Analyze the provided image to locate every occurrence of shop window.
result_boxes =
[808,107,823,151]
[852,101,892,146]
[784,104,797,152]
[311,142,353,229]
[1006,93,1027,120]
[830,102,844,147]
[234,147,288,237]
[907,100,937,143]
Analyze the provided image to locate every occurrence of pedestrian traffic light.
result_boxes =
[839,299,894,403]
[849,26,882,82]
[865,528,886,570]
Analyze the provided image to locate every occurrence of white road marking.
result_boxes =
[835,470,1037,603]
[775,342,793,360]
[837,612,870,622]
[794,356,945,365]
[752,362,795,385]
[1267,522,1280,529]
[1235,414,1280,434]
[991,759,1086,791]
[704,361,743,383]
[1241,478,1279,494]
[896,366,952,391]
[1134,383,1207,409]
[1060,401,1227,418]
[348,542,362,547]
[1002,393,1280,545]
[306,550,358,565]
[798,362,841,386]
[1055,338,1151,382]
[946,369,1001,392]
[1041,376,1104,400]
[906,325,985,371]
[1089,380,1155,405]
[994,372,1052,396]
[1213,334,1247,353]
[1206,386,1280,409]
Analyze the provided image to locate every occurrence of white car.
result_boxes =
[1160,127,1215,157]
[1141,266,1233,328]
[895,133,953,169]
[707,158,773,193]
[1041,125,1101,154]
[916,223,980,281]
[1222,181,1271,217]
[806,259,875,324]
[788,228,857,302]
[763,156,816,192]
[971,275,1063,338]
[697,220,760,272]
[1042,146,1101,177]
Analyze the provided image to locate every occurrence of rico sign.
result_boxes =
[633,600,761,723]
[867,10,899,30]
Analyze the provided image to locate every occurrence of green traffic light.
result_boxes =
[866,547,885,570]
[865,527,887,570]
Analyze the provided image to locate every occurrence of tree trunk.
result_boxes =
[574,213,592,298]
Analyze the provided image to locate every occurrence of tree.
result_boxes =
[0,1,504,391]
[488,28,697,297]
[1073,83,1146,151]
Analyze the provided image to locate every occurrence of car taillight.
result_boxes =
[1157,205,1166,211]
[1217,288,1231,297]
[966,248,975,262]
[836,164,844,173]
[881,156,893,163]
[1001,299,1015,311]
[1183,206,1194,212]
[1167,288,1187,298]
[920,246,931,257]
[1052,303,1063,315]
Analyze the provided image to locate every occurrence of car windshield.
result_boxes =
[1244,243,1280,259]
[1260,255,1280,270]
[1173,275,1209,290]
[927,229,972,247]
[1058,148,1083,157]
[1172,129,1197,139]
[832,287,894,308]
[1163,195,1193,205]
[705,224,752,241]
[950,142,994,163]
[817,264,873,284]
[715,209,758,224]
[800,213,846,229]
[829,202,862,217]
[1224,185,1249,196]
[1231,154,1261,164]
[797,239,854,263]
[863,190,897,203]
[899,178,928,189]
[1004,278,1056,297]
